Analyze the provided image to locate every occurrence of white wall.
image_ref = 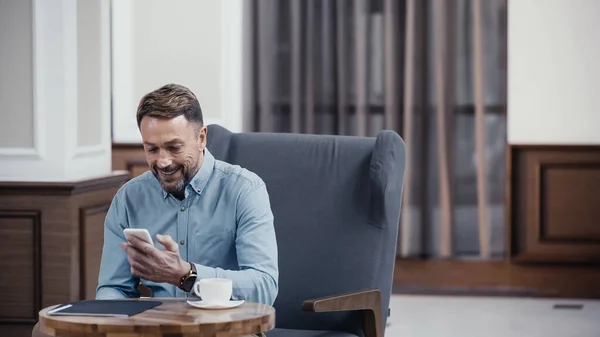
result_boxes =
[508,0,600,144]
[0,0,112,182]
[112,0,247,144]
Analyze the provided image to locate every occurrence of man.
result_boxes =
[96,83,278,306]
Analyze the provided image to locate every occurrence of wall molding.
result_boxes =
[0,171,129,196]
[0,148,41,159]
[72,144,107,159]
[394,258,600,299]
[0,0,42,160]
[70,0,111,161]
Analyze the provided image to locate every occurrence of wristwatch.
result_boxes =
[179,262,197,292]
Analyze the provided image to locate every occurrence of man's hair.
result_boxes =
[136,83,204,130]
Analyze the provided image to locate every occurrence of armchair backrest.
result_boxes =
[206,125,406,335]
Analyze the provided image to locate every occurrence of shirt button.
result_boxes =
[180,207,185,211]
[180,240,185,245]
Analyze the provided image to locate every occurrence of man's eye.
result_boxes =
[147,147,158,153]
[169,146,181,152]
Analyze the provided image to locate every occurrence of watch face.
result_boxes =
[183,275,197,292]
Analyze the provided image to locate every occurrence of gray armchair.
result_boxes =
[206,125,406,337]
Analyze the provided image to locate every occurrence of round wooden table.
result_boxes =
[38,298,275,337]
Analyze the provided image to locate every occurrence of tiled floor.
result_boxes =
[386,294,600,337]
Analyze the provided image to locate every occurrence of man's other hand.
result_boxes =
[121,234,189,285]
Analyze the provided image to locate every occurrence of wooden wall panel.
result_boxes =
[0,325,36,337]
[79,204,110,300]
[508,145,600,264]
[112,143,146,179]
[130,162,149,178]
[0,211,40,323]
[542,165,600,241]
[0,172,128,337]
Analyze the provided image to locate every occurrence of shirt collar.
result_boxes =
[162,148,215,199]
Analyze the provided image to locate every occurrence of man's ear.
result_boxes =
[197,125,207,150]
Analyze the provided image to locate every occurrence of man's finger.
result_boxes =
[126,235,141,247]
[127,253,144,268]
[131,266,144,279]
[130,259,145,272]
[126,244,143,259]
[129,248,154,268]
[127,235,156,256]
[156,234,179,253]
[127,236,150,249]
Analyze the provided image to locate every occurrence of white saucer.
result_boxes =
[186,300,245,310]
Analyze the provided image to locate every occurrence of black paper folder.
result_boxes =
[47,300,162,317]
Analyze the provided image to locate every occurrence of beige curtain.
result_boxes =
[251,0,507,259]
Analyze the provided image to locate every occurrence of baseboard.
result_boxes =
[393,284,536,297]
[394,258,600,299]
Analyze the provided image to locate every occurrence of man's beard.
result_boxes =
[152,164,194,197]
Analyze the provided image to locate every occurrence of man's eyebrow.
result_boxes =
[164,139,183,146]
[143,139,183,147]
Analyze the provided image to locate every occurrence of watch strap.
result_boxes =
[178,262,197,291]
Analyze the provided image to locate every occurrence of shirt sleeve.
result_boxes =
[96,192,141,299]
[193,181,279,305]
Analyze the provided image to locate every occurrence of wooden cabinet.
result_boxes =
[508,145,600,264]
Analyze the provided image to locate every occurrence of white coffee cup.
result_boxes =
[193,278,232,304]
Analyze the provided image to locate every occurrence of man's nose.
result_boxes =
[156,151,172,169]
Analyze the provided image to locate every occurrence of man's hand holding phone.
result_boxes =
[121,229,189,286]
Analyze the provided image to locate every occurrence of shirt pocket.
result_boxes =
[191,230,235,267]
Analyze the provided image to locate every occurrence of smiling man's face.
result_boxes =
[140,115,206,199]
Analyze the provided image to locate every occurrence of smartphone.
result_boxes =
[123,228,154,245]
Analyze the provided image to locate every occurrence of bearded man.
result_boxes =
[96,83,278,307]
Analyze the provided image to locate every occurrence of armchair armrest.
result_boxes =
[301,289,382,337]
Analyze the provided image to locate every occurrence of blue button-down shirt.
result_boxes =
[96,149,278,305]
